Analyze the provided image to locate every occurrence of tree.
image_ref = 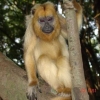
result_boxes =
[63,0,89,99]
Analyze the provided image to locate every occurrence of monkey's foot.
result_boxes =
[57,87,71,94]
[26,86,37,100]
[26,84,42,100]
[56,87,71,99]
[57,92,71,98]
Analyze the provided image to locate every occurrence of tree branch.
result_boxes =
[63,0,89,99]
[0,52,56,100]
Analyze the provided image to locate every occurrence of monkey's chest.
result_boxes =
[34,40,62,61]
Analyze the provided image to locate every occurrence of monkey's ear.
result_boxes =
[31,8,35,15]
[54,4,58,11]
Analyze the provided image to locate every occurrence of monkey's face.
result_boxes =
[39,16,54,34]
[32,2,61,41]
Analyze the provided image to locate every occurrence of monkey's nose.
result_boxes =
[42,25,54,34]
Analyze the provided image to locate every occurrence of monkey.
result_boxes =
[24,1,82,100]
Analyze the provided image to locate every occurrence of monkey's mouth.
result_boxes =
[42,27,54,34]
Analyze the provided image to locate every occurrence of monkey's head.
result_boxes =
[32,2,61,41]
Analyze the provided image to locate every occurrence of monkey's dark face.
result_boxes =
[32,2,61,41]
[39,16,54,34]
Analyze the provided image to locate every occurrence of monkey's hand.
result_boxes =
[26,85,37,100]
[63,1,76,11]
[26,85,41,100]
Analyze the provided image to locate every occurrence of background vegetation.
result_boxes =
[0,0,100,99]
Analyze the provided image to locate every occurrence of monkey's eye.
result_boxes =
[40,19,45,22]
[39,18,45,23]
[48,17,53,21]
[47,17,54,22]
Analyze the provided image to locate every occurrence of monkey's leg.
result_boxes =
[37,55,71,100]
[37,55,60,90]
[57,56,71,92]
[50,56,72,100]
[56,56,72,94]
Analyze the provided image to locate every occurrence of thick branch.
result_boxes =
[0,52,55,100]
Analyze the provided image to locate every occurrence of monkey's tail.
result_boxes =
[51,96,71,100]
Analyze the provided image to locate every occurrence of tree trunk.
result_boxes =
[0,52,55,100]
[63,0,89,100]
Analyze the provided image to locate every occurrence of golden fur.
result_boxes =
[24,1,82,100]
[32,2,60,41]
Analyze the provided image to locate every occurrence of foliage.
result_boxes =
[35,0,58,4]
[0,0,33,68]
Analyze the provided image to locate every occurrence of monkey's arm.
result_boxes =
[73,0,82,30]
[59,1,82,39]
[24,40,38,86]
[24,17,38,100]
[59,15,68,39]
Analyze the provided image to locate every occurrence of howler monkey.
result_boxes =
[24,1,82,100]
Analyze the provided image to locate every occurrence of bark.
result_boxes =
[0,52,55,100]
[0,52,27,100]
[63,0,89,100]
